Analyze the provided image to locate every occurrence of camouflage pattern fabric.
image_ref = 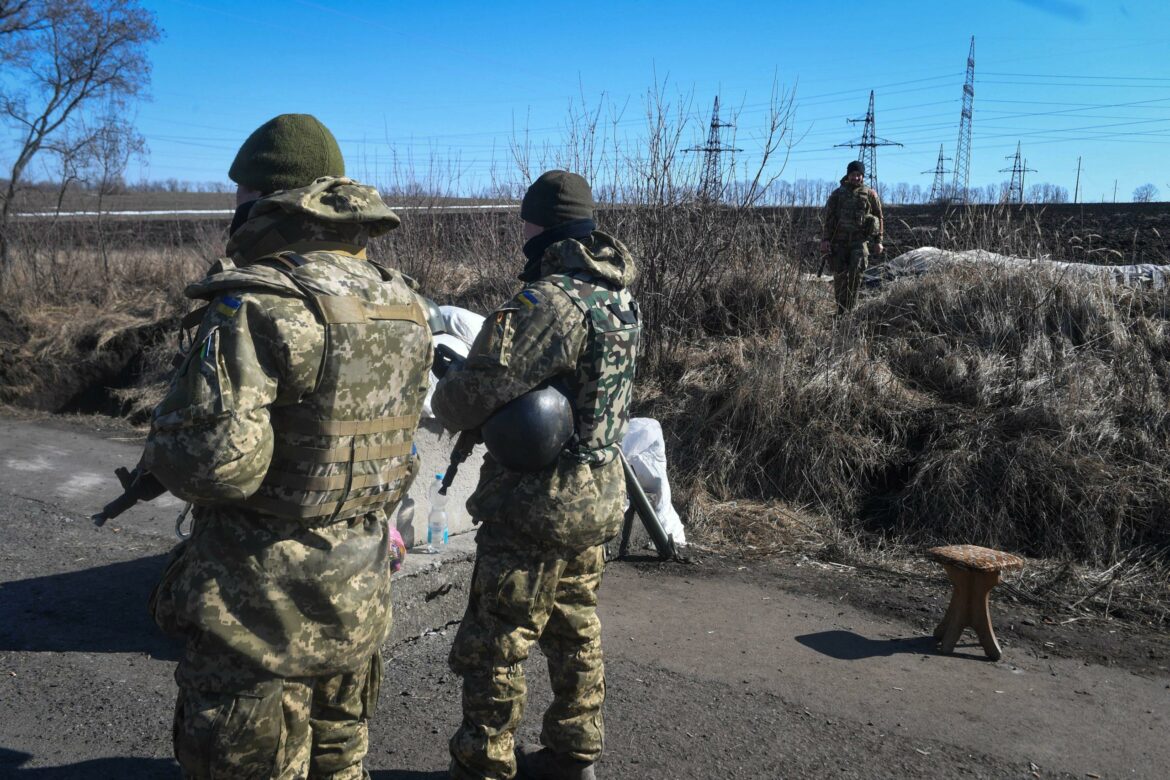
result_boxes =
[173,647,382,780]
[547,268,640,466]
[226,176,402,265]
[829,241,869,314]
[822,177,884,314]
[432,230,638,551]
[432,229,638,779]
[821,177,884,245]
[144,176,429,778]
[448,532,606,780]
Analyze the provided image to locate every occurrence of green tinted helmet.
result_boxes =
[481,380,575,472]
[419,296,446,335]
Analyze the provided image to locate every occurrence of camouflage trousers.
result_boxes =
[172,644,383,779]
[448,540,607,780]
[829,240,869,314]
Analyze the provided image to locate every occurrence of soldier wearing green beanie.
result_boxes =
[819,160,884,314]
[434,170,640,780]
[144,114,430,778]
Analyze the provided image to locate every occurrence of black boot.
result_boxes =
[515,746,596,780]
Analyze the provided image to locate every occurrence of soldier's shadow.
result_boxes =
[0,553,181,660]
[0,749,177,778]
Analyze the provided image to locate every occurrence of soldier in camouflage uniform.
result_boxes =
[432,170,640,780]
[819,160,884,314]
[144,114,431,779]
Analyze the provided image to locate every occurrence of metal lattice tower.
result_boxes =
[922,144,951,202]
[999,142,1036,204]
[835,91,902,193]
[951,36,976,203]
[685,96,741,203]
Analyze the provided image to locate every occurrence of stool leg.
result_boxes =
[968,569,1004,661]
[934,577,962,639]
[938,564,970,654]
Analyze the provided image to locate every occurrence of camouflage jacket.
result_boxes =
[145,177,431,677]
[431,230,639,552]
[822,177,884,244]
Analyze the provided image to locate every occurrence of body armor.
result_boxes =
[241,253,431,523]
[547,271,640,465]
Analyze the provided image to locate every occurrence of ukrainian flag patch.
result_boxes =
[215,296,242,318]
[519,290,539,308]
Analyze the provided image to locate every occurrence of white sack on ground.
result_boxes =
[621,418,686,546]
[864,246,1170,289]
[421,306,485,419]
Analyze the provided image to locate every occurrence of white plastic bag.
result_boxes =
[621,418,686,546]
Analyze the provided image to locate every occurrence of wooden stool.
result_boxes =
[927,544,1025,661]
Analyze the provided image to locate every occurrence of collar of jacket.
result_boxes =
[520,218,597,280]
[226,204,372,264]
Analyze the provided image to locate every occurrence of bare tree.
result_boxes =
[0,0,161,280]
[1132,183,1159,203]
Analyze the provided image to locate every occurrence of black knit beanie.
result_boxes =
[520,170,594,228]
[847,160,865,175]
[228,114,345,194]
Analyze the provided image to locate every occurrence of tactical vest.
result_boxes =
[837,185,877,240]
[548,271,640,465]
[228,252,430,524]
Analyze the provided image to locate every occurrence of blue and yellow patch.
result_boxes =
[518,290,540,309]
[215,296,242,318]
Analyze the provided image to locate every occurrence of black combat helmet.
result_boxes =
[481,380,575,471]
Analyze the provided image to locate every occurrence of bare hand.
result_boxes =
[875,242,884,255]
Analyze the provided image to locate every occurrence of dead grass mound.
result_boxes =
[666,263,1170,567]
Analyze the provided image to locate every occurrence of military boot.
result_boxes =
[515,746,596,780]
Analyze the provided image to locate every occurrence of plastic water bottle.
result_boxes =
[426,473,449,553]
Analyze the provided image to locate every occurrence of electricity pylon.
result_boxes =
[685,96,741,203]
[951,36,975,203]
[835,90,902,193]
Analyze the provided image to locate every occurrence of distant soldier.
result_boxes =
[819,160,884,314]
[143,114,431,778]
[432,170,640,780]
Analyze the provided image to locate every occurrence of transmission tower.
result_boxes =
[685,96,741,203]
[922,144,951,202]
[951,36,975,203]
[835,90,902,193]
[999,142,1036,204]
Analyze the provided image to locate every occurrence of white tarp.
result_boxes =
[622,417,686,546]
[864,246,1170,289]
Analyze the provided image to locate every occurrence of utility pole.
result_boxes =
[1113,179,1118,202]
[685,96,741,203]
[835,90,902,194]
[1073,156,1082,204]
[922,144,951,203]
[999,142,1036,205]
[951,36,975,203]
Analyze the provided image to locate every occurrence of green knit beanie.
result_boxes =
[520,170,594,228]
[228,114,345,193]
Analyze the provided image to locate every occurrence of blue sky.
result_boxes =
[120,0,1170,200]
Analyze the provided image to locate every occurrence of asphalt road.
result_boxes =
[2,417,1166,779]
